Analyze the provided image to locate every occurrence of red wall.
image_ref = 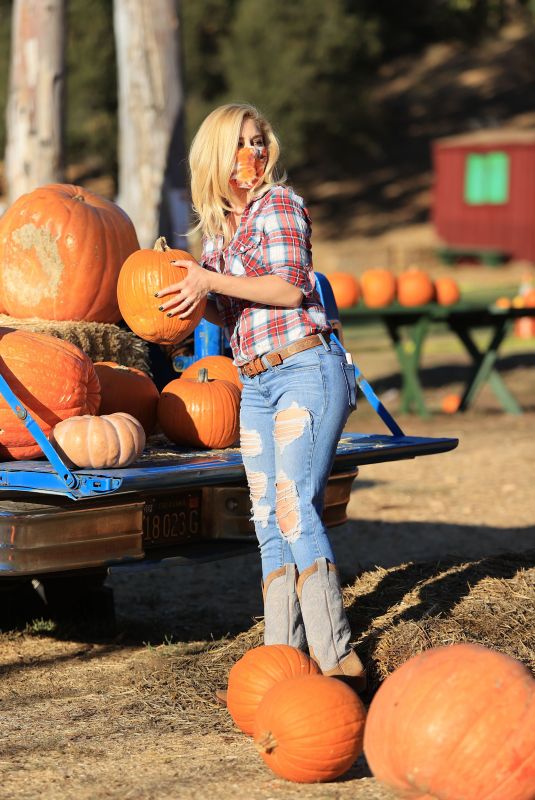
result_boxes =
[432,140,535,262]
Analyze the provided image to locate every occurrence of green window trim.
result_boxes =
[464,151,510,205]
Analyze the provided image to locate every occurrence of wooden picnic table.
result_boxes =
[341,303,535,416]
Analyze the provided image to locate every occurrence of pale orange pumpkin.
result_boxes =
[94,361,159,436]
[363,643,535,800]
[253,675,367,783]
[51,412,145,469]
[327,272,360,309]
[227,645,321,735]
[0,184,139,322]
[434,276,461,306]
[361,269,397,308]
[158,368,240,449]
[117,237,205,345]
[0,328,101,460]
[397,268,435,306]
[180,355,242,392]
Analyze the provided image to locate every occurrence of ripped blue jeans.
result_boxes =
[239,338,356,581]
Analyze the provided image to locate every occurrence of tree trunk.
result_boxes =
[5,0,65,204]
[114,0,189,250]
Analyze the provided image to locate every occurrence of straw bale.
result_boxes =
[0,314,151,372]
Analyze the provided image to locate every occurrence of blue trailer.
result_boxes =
[0,275,457,623]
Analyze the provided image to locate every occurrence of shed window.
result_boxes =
[464,151,509,205]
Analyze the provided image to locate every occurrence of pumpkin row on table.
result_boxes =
[223,642,535,796]
[328,268,461,309]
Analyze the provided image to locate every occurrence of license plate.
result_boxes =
[142,491,202,547]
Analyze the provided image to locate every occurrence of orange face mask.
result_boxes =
[230,145,267,190]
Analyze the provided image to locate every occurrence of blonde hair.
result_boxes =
[189,103,283,244]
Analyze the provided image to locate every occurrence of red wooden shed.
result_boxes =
[432,129,535,263]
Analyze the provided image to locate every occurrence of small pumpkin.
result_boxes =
[363,643,535,800]
[441,393,461,414]
[361,268,397,308]
[51,412,145,468]
[434,276,461,306]
[117,237,205,345]
[227,645,321,735]
[0,328,101,460]
[327,272,360,309]
[397,267,435,306]
[158,368,240,449]
[253,675,367,783]
[94,361,160,436]
[180,355,242,392]
[0,183,139,322]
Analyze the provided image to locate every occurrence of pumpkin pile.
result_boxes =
[224,644,367,783]
[356,267,461,309]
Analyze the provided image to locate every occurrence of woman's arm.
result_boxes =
[155,260,303,319]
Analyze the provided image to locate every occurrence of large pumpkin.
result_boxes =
[361,268,397,308]
[434,276,461,306]
[0,183,139,322]
[253,675,367,783]
[94,361,159,436]
[51,412,145,469]
[327,272,360,309]
[117,237,205,345]
[364,643,535,800]
[0,328,101,460]
[227,645,321,735]
[180,355,242,392]
[158,368,240,449]
[397,268,435,306]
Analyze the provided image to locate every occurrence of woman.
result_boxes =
[156,103,365,689]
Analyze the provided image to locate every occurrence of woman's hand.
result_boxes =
[155,258,213,319]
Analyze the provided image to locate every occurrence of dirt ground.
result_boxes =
[0,338,534,799]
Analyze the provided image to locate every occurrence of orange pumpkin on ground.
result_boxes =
[0,328,101,460]
[94,362,159,436]
[227,645,321,735]
[158,368,240,449]
[441,393,462,414]
[327,272,360,309]
[180,355,242,392]
[0,184,139,322]
[397,267,435,306]
[361,269,397,308]
[117,237,205,345]
[434,276,461,306]
[253,675,367,783]
[51,412,145,469]
[363,643,535,800]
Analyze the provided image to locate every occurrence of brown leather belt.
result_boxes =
[240,333,324,378]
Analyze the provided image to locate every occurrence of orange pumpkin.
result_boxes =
[364,643,535,800]
[397,268,435,306]
[434,276,461,306]
[361,269,397,308]
[117,237,205,345]
[158,368,240,449]
[180,355,242,392]
[51,412,145,468]
[0,184,139,322]
[441,393,461,414]
[327,272,360,309]
[0,328,101,460]
[94,361,159,436]
[495,296,512,309]
[254,675,367,783]
[227,645,321,735]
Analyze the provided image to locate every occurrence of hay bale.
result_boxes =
[0,314,151,372]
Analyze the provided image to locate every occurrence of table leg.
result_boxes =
[385,316,431,416]
[449,319,522,414]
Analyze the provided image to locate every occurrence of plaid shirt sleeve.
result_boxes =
[261,188,315,296]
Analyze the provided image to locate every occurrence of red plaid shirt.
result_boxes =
[201,185,330,366]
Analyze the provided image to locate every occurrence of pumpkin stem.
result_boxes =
[198,368,209,382]
[254,731,277,755]
[154,236,170,252]
[73,194,85,202]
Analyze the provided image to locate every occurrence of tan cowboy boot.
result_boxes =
[215,563,306,706]
[297,557,366,692]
